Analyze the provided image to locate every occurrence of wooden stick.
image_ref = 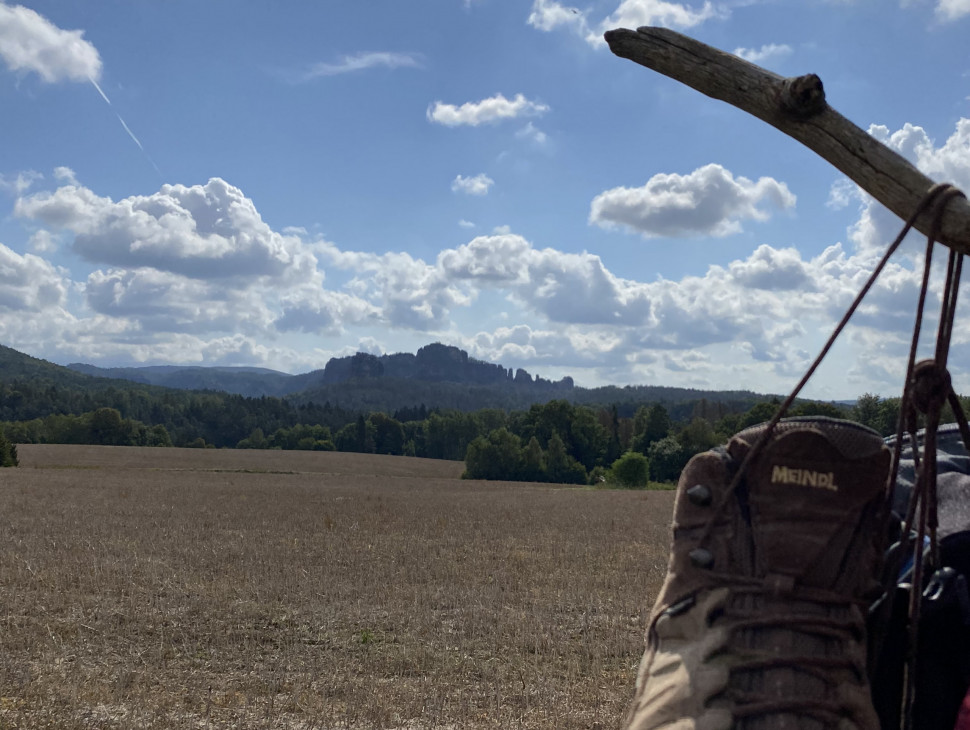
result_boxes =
[604,27,970,255]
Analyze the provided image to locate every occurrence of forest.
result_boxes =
[0,341,954,485]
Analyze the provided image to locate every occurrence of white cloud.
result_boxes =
[727,245,814,291]
[53,166,78,184]
[468,324,614,369]
[28,229,58,252]
[527,0,589,32]
[451,173,495,196]
[588,0,725,45]
[0,3,102,82]
[83,267,285,337]
[354,337,385,356]
[15,177,316,280]
[936,0,970,21]
[0,242,69,311]
[733,43,792,65]
[872,119,970,190]
[7,122,968,395]
[297,51,422,81]
[849,119,970,254]
[458,219,476,228]
[427,93,550,127]
[826,177,858,210]
[529,0,726,47]
[589,163,796,238]
[276,289,381,334]
[601,0,723,28]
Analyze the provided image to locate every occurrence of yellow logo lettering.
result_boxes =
[770,465,839,491]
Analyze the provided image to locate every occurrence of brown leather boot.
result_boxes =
[624,417,892,730]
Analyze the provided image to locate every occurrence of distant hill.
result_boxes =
[0,344,101,386]
[66,343,576,399]
[67,363,297,397]
[61,341,768,419]
[0,340,780,447]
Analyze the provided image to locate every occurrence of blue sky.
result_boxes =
[2,0,970,399]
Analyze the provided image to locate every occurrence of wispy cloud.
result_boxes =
[297,51,422,81]
[0,170,42,196]
[516,121,548,145]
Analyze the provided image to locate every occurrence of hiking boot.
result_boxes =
[623,417,892,730]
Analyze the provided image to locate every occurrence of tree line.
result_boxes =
[0,364,961,487]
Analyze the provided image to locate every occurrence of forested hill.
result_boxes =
[67,363,296,397]
[0,339,770,432]
[0,340,837,461]
[63,342,764,410]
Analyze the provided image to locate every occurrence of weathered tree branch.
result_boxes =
[604,26,970,255]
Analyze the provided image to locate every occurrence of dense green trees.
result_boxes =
[5,345,953,484]
[607,451,650,488]
[0,408,171,450]
[0,430,17,466]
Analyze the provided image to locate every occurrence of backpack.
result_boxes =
[869,424,970,730]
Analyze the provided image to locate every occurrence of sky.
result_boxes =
[2,0,970,400]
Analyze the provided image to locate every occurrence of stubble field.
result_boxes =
[0,444,675,729]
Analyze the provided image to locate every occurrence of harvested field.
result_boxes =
[0,444,674,729]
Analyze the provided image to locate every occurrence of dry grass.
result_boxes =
[0,444,674,729]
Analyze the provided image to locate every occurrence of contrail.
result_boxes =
[89,77,162,177]
[90,78,111,105]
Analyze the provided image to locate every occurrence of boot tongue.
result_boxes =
[738,428,890,590]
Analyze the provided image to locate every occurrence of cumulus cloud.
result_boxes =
[427,93,550,127]
[727,245,815,291]
[0,242,69,311]
[276,290,381,334]
[7,123,968,395]
[468,324,616,368]
[451,174,494,195]
[0,3,102,82]
[848,119,970,255]
[584,0,725,45]
[28,229,58,252]
[84,267,279,336]
[870,119,970,190]
[439,233,656,325]
[733,43,792,65]
[15,177,316,280]
[589,163,796,238]
[5,169,917,391]
[827,177,858,210]
[600,0,723,29]
[53,166,78,184]
[297,51,422,81]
